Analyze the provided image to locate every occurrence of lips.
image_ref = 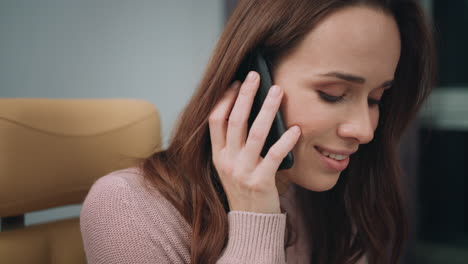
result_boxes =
[318,149,348,161]
[314,146,354,172]
[315,146,356,156]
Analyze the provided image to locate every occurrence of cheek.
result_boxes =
[281,92,333,127]
[281,93,340,139]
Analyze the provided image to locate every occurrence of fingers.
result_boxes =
[225,71,260,154]
[242,85,283,168]
[257,125,301,178]
[208,71,302,214]
[208,81,241,154]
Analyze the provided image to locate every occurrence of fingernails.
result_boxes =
[247,71,258,82]
[270,85,280,96]
[291,126,301,134]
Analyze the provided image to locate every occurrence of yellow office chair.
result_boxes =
[0,98,162,264]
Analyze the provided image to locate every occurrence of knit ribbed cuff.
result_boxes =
[220,211,287,263]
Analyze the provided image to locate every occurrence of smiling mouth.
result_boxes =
[314,146,349,161]
[314,146,351,172]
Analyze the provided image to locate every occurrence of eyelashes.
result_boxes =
[318,91,383,107]
[318,91,345,103]
[368,98,383,107]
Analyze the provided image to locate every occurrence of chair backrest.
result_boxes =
[0,98,162,264]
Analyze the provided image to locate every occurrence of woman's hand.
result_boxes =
[208,71,301,214]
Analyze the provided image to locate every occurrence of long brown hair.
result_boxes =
[139,0,436,263]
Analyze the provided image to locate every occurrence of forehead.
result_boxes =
[281,6,401,81]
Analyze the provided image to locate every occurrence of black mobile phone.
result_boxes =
[235,50,294,170]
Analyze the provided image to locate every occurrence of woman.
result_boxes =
[80,0,436,263]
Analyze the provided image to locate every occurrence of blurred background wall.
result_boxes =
[415,0,468,263]
[0,0,222,226]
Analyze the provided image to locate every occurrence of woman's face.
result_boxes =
[274,6,401,192]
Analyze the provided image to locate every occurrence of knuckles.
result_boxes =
[266,147,284,162]
[239,83,255,96]
[208,113,225,124]
[248,128,265,143]
[214,160,270,193]
[218,163,235,176]
[227,116,244,127]
[238,180,267,193]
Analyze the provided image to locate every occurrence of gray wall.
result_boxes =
[0,0,223,225]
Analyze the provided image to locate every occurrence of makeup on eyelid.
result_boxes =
[313,80,391,101]
[316,87,384,106]
[270,6,401,192]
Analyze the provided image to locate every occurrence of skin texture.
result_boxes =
[209,5,401,213]
[274,6,401,192]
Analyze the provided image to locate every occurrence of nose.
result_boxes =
[337,106,375,144]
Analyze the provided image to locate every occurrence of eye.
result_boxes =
[318,91,345,103]
[368,98,383,108]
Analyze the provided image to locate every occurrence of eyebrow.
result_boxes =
[319,71,394,89]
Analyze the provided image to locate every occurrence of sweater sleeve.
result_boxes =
[80,175,182,264]
[217,211,287,264]
[80,171,287,264]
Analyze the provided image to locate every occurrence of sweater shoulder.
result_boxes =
[83,167,148,202]
[86,167,148,195]
[80,167,192,263]
[83,166,190,231]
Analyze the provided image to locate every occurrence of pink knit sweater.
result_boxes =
[80,167,367,263]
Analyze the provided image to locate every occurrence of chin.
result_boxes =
[295,172,341,192]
